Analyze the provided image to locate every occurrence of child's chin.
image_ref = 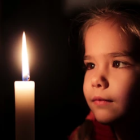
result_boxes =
[93,111,118,125]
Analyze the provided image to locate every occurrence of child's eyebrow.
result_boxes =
[107,51,131,57]
[84,51,131,60]
[84,55,92,60]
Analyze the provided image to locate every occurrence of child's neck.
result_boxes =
[113,115,140,140]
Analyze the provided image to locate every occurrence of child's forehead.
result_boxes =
[84,20,134,55]
[86,19,125,36]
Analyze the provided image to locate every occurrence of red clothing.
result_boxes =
[69,111,116,140]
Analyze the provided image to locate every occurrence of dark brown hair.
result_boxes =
[75,1,140,62]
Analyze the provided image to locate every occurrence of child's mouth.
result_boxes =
[92,96,113,105]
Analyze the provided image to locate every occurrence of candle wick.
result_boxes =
[28,75,30,81]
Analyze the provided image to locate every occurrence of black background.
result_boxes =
[4,0,134,139]
[3,0,90,140]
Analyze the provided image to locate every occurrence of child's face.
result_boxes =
[83,20,140,124]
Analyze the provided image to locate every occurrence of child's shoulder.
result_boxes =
[68,111,116,140]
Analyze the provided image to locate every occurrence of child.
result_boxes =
[69,1,140,140]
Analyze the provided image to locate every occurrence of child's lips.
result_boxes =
[92,96,113,105]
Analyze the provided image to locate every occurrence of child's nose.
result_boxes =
[91,73,109,89]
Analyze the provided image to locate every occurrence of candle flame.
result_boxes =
[22,32,30,81]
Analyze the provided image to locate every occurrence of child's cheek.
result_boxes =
[110,69,139,105]
[83,72,92,96]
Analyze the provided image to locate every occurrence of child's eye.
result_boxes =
[84,63,95,70]
[112,60,130,68]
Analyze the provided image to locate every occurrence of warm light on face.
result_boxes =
[22,32,30,81]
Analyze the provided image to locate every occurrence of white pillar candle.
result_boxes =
[14,32,35,140]
[14,81,35,140]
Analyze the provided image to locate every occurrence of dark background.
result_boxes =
[3,0,136,140]
[3,0,90,140]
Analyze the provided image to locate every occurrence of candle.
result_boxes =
[14,32,35,140]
